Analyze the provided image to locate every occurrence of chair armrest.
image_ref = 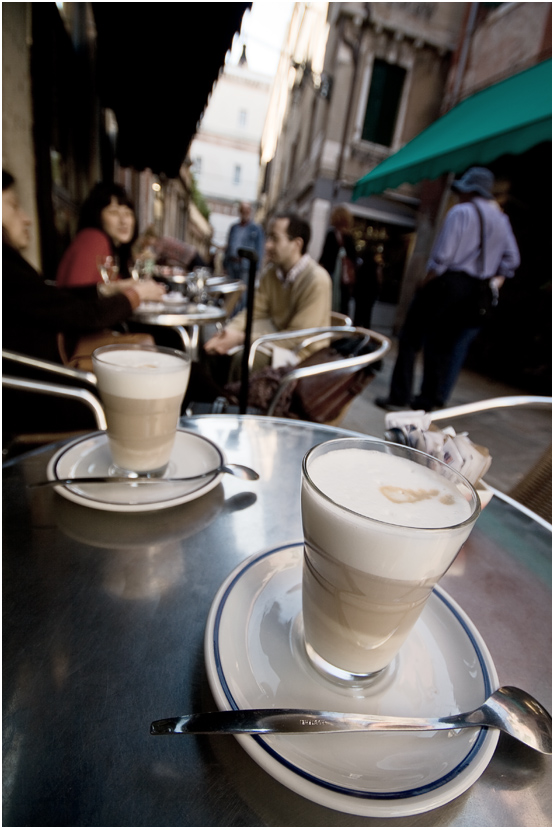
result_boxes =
[429,396,552,421]
[2,375,107,430]
[2,349,97,387]
[248,326,384,371]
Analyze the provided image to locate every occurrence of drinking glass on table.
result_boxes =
[97,255,119,284]
[301,437,480,686]
[92,344,191,477]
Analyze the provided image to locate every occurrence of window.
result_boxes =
[238,109,247,127]
[192,157,202,175]
[361,59,406,147]
[233,165,241,184]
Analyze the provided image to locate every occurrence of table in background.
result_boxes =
[131,301,227,358]
[2,415,551,826]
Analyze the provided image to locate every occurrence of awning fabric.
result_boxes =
[353,59,552,199]
[92,3,250,179]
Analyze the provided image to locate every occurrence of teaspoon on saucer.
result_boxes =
[30,463,259,488]
[150,686,551,754]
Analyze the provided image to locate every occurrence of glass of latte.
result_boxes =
[301,438,480,685]
[92,344,191,476]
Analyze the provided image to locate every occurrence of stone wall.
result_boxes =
[2,2,40,268]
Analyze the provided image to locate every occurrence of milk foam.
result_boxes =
[302,448,474,580]
[93,349,190,399]
[308,449,470,528]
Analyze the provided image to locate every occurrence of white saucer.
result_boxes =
[205,543,499,818]
[46,429,225,512]
[162,292,188,305]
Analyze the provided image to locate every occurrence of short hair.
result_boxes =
[2,170,15,191]
[274,212,311,254]
[78,182,136,236]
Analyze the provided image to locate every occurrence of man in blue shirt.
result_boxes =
[223,202,265,310]
[376,167,520,411]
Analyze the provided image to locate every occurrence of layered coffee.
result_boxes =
[92,346,191,474]
[301,442,478,679]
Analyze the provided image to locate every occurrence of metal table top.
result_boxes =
[2,415,551,826]
[131,301,227,327]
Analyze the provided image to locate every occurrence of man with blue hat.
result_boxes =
[376,166,520,411]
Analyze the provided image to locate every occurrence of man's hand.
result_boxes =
[204,328,245,355]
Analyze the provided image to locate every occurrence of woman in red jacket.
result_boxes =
[56,182,137,287]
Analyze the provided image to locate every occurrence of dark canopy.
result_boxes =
[92,3,250,178]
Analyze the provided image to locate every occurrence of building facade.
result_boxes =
[259,1,551,392]
[259,1,466,303]
[189,58,272,247]
[2,3,233,276]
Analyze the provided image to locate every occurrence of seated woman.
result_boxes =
[2,170,164,363]
[56,182,137,287]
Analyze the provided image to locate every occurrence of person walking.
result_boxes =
[223,201,265,311]
[376,167,520,412]
[319,206,357,316]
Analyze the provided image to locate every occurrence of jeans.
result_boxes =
[388,272,486,409]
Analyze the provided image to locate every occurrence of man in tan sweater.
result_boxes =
[204,213,331,378]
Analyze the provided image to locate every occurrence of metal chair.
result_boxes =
[247,326,391,419]
[429,396,552,524]
[2,349,106,457]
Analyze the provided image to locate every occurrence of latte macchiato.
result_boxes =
[301,439,479,682]
[92,346,191,474]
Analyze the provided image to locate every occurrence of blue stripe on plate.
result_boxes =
[212,543,491,801]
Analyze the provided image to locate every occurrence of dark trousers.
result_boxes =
[389,272,488,409]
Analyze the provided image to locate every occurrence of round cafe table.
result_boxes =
[131,300,227,358]
[2,415,551,826]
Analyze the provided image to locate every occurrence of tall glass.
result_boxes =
[92,344,191,476]
[301,438,480,685]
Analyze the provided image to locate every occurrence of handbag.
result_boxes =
[58,330,156,372]
[293,336,375,422]
[340,253,356,287]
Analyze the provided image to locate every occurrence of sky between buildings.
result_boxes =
[226,0,296,77]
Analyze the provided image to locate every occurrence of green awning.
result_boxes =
[353,59,552,200]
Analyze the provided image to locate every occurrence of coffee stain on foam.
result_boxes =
[380,485,449,504]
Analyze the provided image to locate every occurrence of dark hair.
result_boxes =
[78,182,137,277]
[274,212,311,254]
[3,170,15,191]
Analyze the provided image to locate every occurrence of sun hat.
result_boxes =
[451,167,494,199]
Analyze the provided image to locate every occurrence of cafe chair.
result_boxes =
[429,396,552,524]
[330,311,352,327]
[247,325,391,422]
[2,349,105,459]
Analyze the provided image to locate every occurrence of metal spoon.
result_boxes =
[29,463,259,488]
[150,686,551,754]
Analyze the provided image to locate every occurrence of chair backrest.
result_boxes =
[430,396,552,524]
[330,311,352,327]
[2,349,106,458]
[221,283,246,318]
[247,326,391,421]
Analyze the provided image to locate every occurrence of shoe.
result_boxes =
[410,397,443,412]
[374,396,411,412]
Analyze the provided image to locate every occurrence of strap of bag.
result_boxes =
[472,201,486,278]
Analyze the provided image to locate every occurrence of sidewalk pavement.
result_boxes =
[337,302,552,496]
